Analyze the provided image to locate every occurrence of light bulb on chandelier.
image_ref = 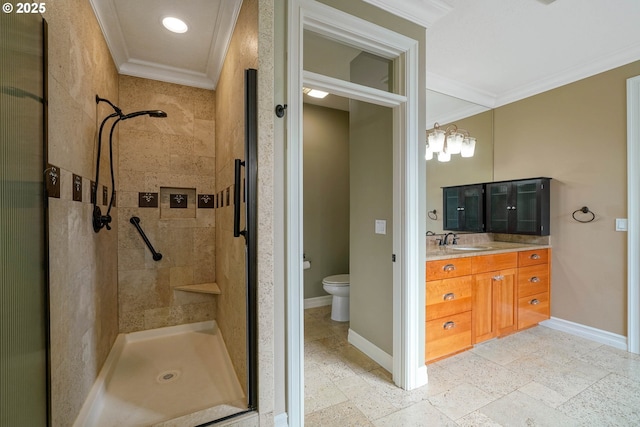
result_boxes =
[425,122,476,161]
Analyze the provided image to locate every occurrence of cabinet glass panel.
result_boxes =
[515,181,537,233]
[444,188,460,229]
[463,187,482,231]
[489,184,508,232]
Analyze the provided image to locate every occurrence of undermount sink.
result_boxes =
[449,245,493,251]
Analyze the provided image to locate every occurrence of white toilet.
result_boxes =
[322,274,350,322]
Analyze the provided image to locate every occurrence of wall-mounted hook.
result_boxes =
[572,206,595,223]
[275,104,287,118]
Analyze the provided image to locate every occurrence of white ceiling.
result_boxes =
[91,0,640,110]
[418,0,640,107]
[89,0,242,90]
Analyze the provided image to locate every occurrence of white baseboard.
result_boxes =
[414,365,429,389]
[348,328,393,372]
[274,412,288,427]
[304,295,332,309]
[540,317,627,350]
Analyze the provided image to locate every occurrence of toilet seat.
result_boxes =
[322,274,349,286]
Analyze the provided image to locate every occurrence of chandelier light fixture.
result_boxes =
[425,122,476,162]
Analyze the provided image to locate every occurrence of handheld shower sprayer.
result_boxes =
[93,95,167,233]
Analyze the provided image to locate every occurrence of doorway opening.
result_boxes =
[285,2,425,425]
[302,93,397,420]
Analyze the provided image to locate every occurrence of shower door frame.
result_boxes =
[285,1,426,425]
[628,75,640,355]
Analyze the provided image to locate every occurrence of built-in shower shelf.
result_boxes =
[174,283,221,295]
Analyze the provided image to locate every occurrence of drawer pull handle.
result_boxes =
[443,292,455,301]
[529,298,540,305]
[493,275,504,281]
[443,321,456,330]
[443,264,456,272]
[530,254,541,260]
[529,276,540,283]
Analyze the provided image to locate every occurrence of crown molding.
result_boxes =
[119,61,215,90]
[89,0,241,90]
[426,72,497,108]
[495,42,640,107]
[204,0,242,89]
[89,0,129,68]
[362,0,452,28]
[427,103,490,126]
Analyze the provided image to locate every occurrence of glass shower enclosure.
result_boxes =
[0,11,49,426]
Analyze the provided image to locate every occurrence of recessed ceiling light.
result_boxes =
[162,17,188,34]
[303,87,329,99]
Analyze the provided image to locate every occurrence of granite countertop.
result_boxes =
[425,233,551,261]
[426,241,550,261]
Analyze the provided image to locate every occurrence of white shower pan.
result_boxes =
[74,321,246,427]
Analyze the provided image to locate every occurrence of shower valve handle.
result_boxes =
[92,205,112,232]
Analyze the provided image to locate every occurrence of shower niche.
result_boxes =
[160,187,196,218]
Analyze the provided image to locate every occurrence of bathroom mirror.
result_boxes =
[426,90,494,233]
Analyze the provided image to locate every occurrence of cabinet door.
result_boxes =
[473,268,516,343]
[473,272,494,343]
[486,182,510,233]
[493,269,516,336]
[462,185,484,232]
[443,185,484,232]
[443,187,461,230]
[486,178,550,236]
[512,179,540,234]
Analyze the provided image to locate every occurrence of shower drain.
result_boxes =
[156,369,181,384]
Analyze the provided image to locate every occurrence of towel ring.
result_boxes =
[428,209,438,220]
[572,206,595,223]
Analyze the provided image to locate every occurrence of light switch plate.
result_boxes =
[616,218,628,231]
[375,219,386,234]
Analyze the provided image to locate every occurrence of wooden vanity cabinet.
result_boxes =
[471,253,517,344]
[426,248,551,363]
[517,249,551,329]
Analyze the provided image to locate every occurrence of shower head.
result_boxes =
[92,95,167,233]
[122,110,168,120]
[95,95,167,120]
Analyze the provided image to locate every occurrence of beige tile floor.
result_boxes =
[304,306,640,426]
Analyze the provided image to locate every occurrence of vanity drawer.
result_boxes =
[517,264,549,297]
[518,249,549,267]
[426,311,472,362]
[426,258,472,280]
[426,276,473,321]
[472,252,517,274]
[518,291,550,329]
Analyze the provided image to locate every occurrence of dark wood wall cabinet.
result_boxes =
[443,184,485,232]
[442,177,551,236]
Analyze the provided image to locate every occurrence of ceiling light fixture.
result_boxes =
[303,87,329,99]
[426,122,476,162]
[162,17,188,34]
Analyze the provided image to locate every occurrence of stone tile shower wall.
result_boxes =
[117,76,217,333]
[215,0,258,396]
[42,1,120,425]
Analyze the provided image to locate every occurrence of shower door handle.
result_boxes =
[234,158,247,240]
